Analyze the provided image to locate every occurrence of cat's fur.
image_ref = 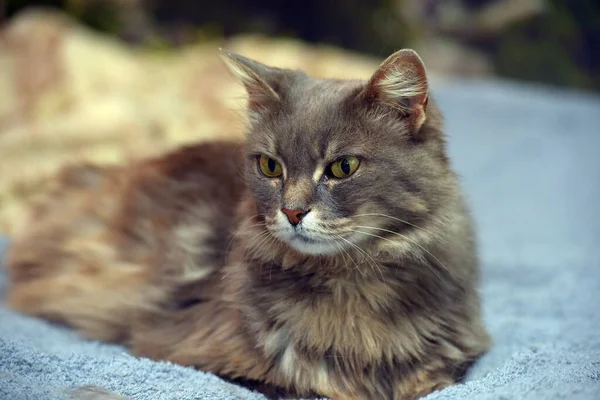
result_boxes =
[4,49,490,400]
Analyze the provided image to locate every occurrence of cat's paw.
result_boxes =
[394,371,455,400]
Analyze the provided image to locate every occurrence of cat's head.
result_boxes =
[221,49,458,257]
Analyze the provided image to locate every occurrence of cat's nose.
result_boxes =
[281,208,309,226]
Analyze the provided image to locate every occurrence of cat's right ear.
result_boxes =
[219,49,282,114]
[360,49,429,132]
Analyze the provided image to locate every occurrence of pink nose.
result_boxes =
[281,208,309,226]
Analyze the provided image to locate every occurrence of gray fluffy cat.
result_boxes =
[5,48,490,400]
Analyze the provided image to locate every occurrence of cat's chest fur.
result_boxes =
[233,250,440,397]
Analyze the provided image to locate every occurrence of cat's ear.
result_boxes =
[362,49,429,132]
[219,49,282,113]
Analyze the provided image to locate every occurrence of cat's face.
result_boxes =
[223,50,454,256]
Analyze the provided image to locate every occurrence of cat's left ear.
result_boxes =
[362,49,429,132]
[219,49,283,114]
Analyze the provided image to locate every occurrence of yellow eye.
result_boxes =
[258,155,283,177]
[329,156,360,179]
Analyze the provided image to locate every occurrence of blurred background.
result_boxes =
[0,0,599,234]
[3,0,599,90]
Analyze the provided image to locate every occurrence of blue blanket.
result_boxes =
[1,79,599,400]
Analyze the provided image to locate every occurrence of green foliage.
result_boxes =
[4,0,599,92]
[495,0,600,91]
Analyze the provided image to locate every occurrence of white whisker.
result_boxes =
[355,225,447,270]
[332,234,362,276]
[353,213,431,234]
[245,230,272,259]
[227,214,265,251]
[336,235,383,280]
[352,228,446,281]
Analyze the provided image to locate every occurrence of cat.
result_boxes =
[4,48,491,400]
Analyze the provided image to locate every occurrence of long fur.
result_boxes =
[4,49,490,400]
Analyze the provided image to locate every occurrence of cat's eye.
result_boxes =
[258,155,283,178]
[328,156,360,179]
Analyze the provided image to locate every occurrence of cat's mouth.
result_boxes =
[283,230,344,255]
[292,233,319,244]
[263,211,354,256]
[270,224,348,256]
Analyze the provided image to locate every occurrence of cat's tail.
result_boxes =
[3,163,167,343]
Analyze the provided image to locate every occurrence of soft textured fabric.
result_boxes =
[1,80,599,400]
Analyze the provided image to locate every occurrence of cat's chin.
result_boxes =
[285,235,343,256]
